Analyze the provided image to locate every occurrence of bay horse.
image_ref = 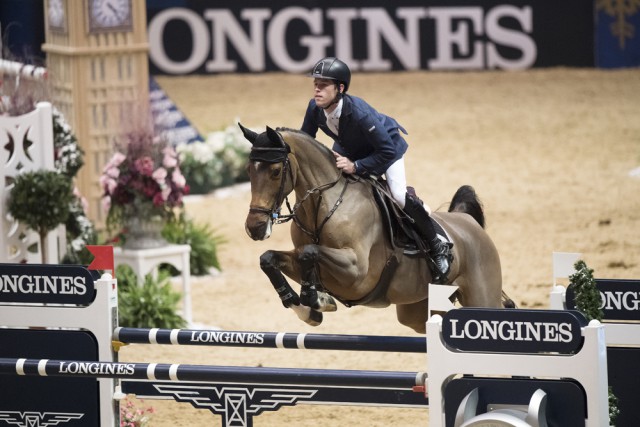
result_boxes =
[240,124,507,334]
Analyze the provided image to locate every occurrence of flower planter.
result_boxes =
[123,216,167,250]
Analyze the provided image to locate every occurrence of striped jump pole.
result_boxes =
[0,357,426,389]
[113,327,427,353]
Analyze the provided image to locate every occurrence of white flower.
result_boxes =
[206,131,226,152]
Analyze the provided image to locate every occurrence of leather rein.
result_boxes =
[248,145,353,244]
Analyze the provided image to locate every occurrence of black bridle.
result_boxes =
[248,145,352,244]
[248,146,293,221]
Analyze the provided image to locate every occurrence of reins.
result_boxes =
[280,172,352,244]
[249,143,356,244]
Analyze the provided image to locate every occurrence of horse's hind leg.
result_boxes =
[299,245,337,312]
[260,250,323,326]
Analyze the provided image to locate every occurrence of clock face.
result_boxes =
[89,0,132,32]
[48,0,66,30]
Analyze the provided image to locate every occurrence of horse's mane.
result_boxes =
[276,127,336,166]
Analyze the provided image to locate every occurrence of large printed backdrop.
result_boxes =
[119,68,640,426]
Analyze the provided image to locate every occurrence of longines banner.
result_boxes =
[566,279,640,322]
[0,264,97,304]
[146,0,594,75]
[441,308,587,354]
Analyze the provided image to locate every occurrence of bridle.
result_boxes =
[248,146,293,221]
[248,144,353,244]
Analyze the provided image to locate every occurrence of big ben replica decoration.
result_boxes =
[42,0,149,227]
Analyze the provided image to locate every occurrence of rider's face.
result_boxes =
[313,78,340,109]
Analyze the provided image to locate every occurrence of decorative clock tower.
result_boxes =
[42,0,149,228]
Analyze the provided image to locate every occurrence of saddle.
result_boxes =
[369,178,449,257]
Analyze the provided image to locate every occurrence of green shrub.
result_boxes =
[8,170,74,263]
[116,265,187,329]
[162,214,225,275]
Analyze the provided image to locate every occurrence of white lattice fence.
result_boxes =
[0,99,63,263]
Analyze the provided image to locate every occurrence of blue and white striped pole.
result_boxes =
[0,357,427,389]
[113,327,427,353]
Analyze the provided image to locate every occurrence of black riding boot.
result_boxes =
[404,193,452,283]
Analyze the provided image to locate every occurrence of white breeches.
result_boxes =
[385,157,407,208]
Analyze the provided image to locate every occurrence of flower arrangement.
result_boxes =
[176,122,251,194]
[120,397,154,427]
[101,129,189,233]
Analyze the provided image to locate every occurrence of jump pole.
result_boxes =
[114,327,426,353]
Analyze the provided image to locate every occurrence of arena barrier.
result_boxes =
[549,252,640,426]
[0,262,613,426]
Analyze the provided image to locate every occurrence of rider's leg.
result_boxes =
[386,158,451,283]
[403,193,452,283]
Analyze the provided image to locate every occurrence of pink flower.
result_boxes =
[134,157,155,176]
[161,186,172,201]
[99,176,118,194]
[101,196,111,211]
[162,146,179,168]
[111,152,126,167]
[152,167,167,183]
[172,169,186,188]
[105,166,120,179]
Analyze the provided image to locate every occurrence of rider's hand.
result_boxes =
[333,151,356,174]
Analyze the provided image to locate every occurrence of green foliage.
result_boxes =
[609,386,619,426]
[53,108,85,178]
[162,214,225,275]
[8,170,73,237]
[569,260,618,425]
[116,265,187,329]
[568,260,604,321]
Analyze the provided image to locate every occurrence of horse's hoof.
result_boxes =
[291,303,323,326]
[305,309,323,326]
[317,293,338,312]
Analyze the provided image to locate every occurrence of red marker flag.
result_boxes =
[86,245,114,274]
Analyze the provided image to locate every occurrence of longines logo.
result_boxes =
[189,331,265,345]
[58,362,135,376]
[0,264,95,304]
[442,308,586,353]
[566,279,640,321]
[0,411,83,427]
[0,275,86,295]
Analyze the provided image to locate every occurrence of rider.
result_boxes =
[301,57,452,283]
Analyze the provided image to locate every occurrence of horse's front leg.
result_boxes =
[259,249,323,326]
[298,245,337,312]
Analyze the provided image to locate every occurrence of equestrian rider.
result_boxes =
[300,57,452,283]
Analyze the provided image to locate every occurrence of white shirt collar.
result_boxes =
[324,98,343,134]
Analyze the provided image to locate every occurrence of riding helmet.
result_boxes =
[309,57,351,92]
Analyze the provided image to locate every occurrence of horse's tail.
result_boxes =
[448,185,485,229]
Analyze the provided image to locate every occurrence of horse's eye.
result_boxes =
[271,167,281,178]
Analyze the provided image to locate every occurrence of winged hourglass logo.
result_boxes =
[0,412,83,427]
[153,384,318,427]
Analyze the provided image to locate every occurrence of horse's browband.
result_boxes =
[249,146,290,163]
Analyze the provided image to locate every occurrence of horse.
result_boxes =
[240,124,508,334]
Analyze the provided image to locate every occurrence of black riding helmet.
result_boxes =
[309,57,351,93]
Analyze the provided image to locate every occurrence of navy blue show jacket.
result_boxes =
[301,94,408,177]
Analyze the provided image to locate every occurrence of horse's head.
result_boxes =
[239,123,294,241]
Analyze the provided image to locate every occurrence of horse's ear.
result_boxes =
[238,122,258,144]
[266,126,285,148]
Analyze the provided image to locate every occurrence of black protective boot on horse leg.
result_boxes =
[404,193,453,284]
[298,246,338,312]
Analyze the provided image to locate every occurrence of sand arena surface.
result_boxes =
[118,69,640,426]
